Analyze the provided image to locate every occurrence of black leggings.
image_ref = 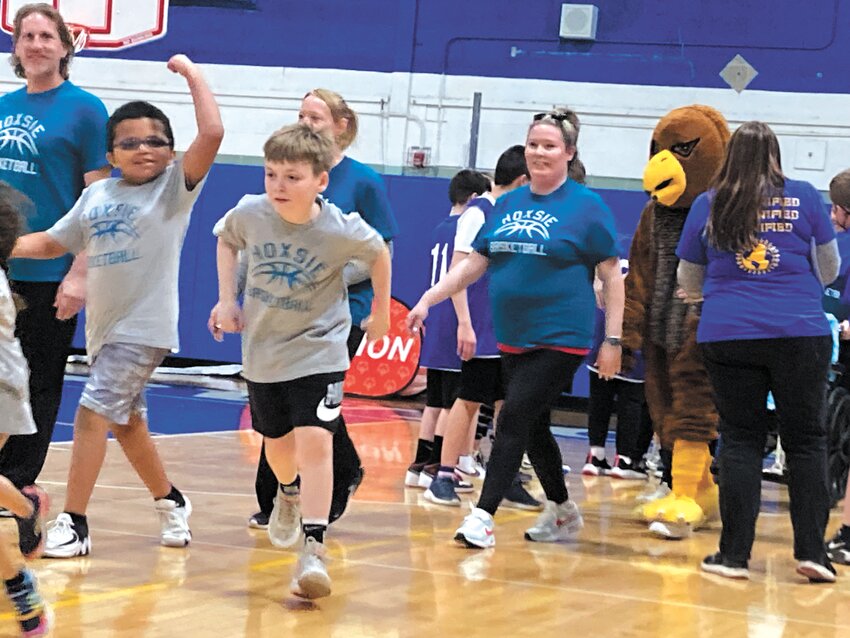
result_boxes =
[586,371,650,459]
[477,349,582,515]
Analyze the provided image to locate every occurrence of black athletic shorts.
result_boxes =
[247,371,346,438]
[425,368,461,409]
[457,357,504,405]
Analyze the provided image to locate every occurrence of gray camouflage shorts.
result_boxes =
[80,343,168,425]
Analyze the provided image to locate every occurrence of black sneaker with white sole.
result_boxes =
[248,511,270,530]
[827,529,850,565]
[700,552,749,580]
[581,453,612,477]
[609,455,648,480]
[796,559,837,583]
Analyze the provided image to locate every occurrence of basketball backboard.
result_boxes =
[1,0,169,51]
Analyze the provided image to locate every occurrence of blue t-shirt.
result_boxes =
[472,179,619,349]
[420,212,462,371]
[1,82,108,282]
[823,230,850,321]
[676,178,834,342]
[324,155,399,325]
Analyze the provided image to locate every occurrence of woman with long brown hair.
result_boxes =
[677,121,839,582]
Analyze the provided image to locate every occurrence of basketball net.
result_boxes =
[68,24,89,53]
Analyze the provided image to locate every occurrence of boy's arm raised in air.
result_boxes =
[168,54,224,189]
[208,237,244,342]
[12,233,70,260]
[363,246,392,342]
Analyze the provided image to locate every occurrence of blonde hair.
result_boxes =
[305,88,359,150]
[10,3,75,80]
[263,124,335,175]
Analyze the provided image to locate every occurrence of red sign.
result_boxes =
[344,297,422,397]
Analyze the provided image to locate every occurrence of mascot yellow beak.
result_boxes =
[643,150,687,207]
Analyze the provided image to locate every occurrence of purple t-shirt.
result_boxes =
[420,212,462,371]
[676,178,834,342]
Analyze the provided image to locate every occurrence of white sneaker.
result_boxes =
[155,496,192,547]
[454,507,495,549]
[44,513,91,558]
[456,455,482,477]
[290,537,331,599]
[268,488,301,548]
[524,500,583,542]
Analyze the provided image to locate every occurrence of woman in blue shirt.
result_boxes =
[407,108,624,548]
[676,121,839,583]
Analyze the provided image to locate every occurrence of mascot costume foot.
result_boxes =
[622,105,730,539]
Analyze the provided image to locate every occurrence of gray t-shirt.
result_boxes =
[47,161,205,359]
[0,269,36,435]
[215,194,385,383]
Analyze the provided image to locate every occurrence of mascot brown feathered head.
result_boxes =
[643,105,730,209]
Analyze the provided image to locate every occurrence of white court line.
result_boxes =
[79,521,845,629]
[32,478,792,518]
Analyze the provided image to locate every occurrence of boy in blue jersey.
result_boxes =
[406,169,489,492]
[12,55,224,559]
[825,168,850,565]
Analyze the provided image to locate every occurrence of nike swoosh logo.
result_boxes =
[316,401,342,422]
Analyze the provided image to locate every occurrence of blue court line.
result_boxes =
[54,376,247,443]
[52,375,603,444]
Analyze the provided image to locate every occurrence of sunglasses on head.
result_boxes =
[114,136,171,151]
[533,112,571,122]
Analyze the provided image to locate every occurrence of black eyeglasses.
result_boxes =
[114,136,171,151]
[533,112,571,122]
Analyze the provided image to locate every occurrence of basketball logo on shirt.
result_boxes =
[0,114,42,156]
[90,219,140,241]
[736,240,780,275]
[253,262,312,290]
[494,210,559,241]
[251,243,326,291]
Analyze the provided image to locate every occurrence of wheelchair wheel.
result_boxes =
[826,386,850,507]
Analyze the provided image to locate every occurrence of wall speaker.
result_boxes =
[559,4,598,41]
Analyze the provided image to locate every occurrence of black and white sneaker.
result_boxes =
[796,559,837,583]
[700,552,749,580]
[44,513,91,559]
[609,455,648,481]
[581,453,612,477]
[827,529,850,565]
[248,511,270,530]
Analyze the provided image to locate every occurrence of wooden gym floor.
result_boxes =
[0,386,847,637]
